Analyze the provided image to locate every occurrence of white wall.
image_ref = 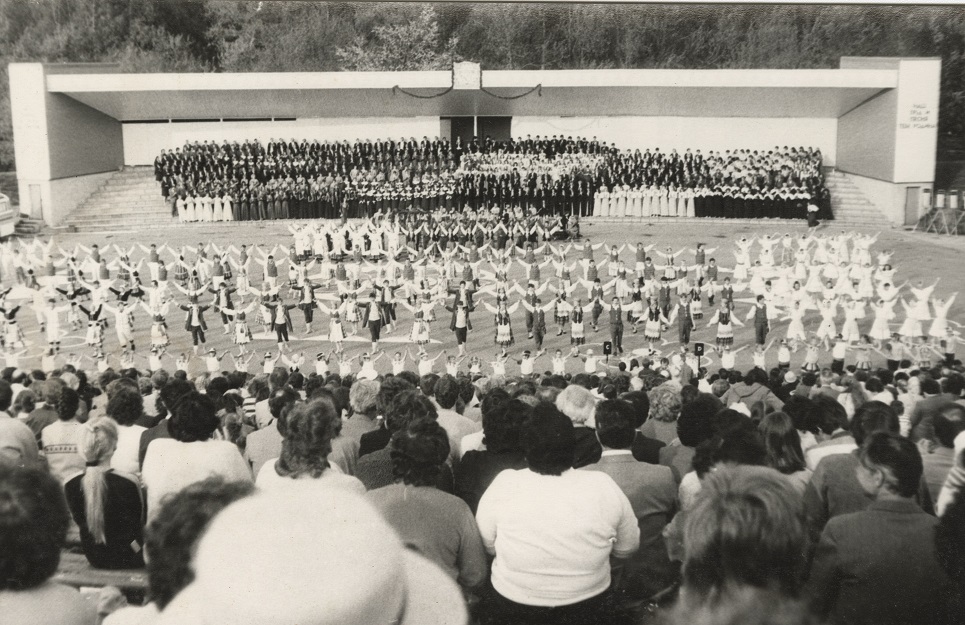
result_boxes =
[843,171,931,226]
[512,116,838,165]
[892,59,941,183]
[122,117,441,165]
[24,171,115,226]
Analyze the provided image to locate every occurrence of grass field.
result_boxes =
[4,219,964,377]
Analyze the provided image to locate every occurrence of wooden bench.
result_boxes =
[54,551,148,603]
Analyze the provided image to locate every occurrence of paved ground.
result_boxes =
[5,219,964,377]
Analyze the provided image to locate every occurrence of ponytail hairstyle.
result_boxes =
[78,417,119,545]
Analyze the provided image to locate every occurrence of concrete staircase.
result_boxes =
[823,170,892,228]
[63,167,177,232]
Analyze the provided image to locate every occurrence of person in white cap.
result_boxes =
[154,482,468,625]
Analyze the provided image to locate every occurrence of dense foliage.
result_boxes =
[1,2,964,171]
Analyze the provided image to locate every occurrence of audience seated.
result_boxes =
[153,485,467,625]
[475,403,639,624]
[0,466,98,625]
[255,398,364,494]
[0,380,42,469]
[5,354,965,625]
[807,432,952,625]
[141,392,252,520]
[64,417,145,570]
[676,466,808,613]
[104,477,255,625]
[366,419,488,593]
[356,390,454,492]
[454,394,528,514]
[582,398,678,600]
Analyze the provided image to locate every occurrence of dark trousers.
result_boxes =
[369,320,382,342]
[755,321,768,345]
[454,327,467,345]
[525,311,535,334]
[479,585,612,625]
[275,323,289,344]
[190,326,205,346]
[831,358,845,374]
[611,324,624,354]
[679,323,692,345]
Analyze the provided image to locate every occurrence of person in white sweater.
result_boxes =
[142,392,252,521]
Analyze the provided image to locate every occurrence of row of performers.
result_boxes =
[169,183,833,222]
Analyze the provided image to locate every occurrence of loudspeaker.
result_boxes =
[603,341,612,355]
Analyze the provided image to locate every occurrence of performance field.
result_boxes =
[3,218,961,377]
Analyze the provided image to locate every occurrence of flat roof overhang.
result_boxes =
[46,67,898,121]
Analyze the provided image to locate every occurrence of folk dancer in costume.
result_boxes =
[179,298,211,355]
[484,300,519,356]
[706,303,743,348]
[520,298,554,351]
[219,301,258,355]
[746,295,770,346]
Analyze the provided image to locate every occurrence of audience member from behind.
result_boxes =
[153,487,468,625]
[104,477,255,625]
[555,384,602,468]
[0,380,41,469]
[922,404,965,503]
[243,387,299,479]
[643,383,684,445]
[807,432,952,625]
[41,386,85,484]
[583,398,678,599]
[802,401,918,541]
[475,403,639,624]
[0,466,97,625]
[721,367,784,413]
[64,417,144,570]
[367,419,488,593]
[141,391,252,521]
[256,398,364,494]
[106,387,146,476]
[454,396,529,513]
[620,390,666,464]
[677,466,807,613]
[758,412,812,495]
[356,390,453,492]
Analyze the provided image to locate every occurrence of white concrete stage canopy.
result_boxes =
[46,66,896,120]
[9,58,941,226]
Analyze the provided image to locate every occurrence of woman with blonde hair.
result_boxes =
[64,417,145,569]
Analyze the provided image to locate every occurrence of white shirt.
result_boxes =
[520,358,534,375]
[110,424,146,476]
[584,356,598,373]
[476,468,639,607]
[552,357,566,375]
[254,459,365,495]
[418,360,433,376]
[358,363,377,380]
[142,438,252,521]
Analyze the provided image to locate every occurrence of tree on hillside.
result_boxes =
[336,6,459,71]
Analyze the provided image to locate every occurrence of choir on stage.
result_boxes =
[153,135,832,223]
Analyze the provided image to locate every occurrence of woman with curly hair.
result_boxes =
[367,419,488,592]
[641,382,684,445]
[255,398,364,494]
